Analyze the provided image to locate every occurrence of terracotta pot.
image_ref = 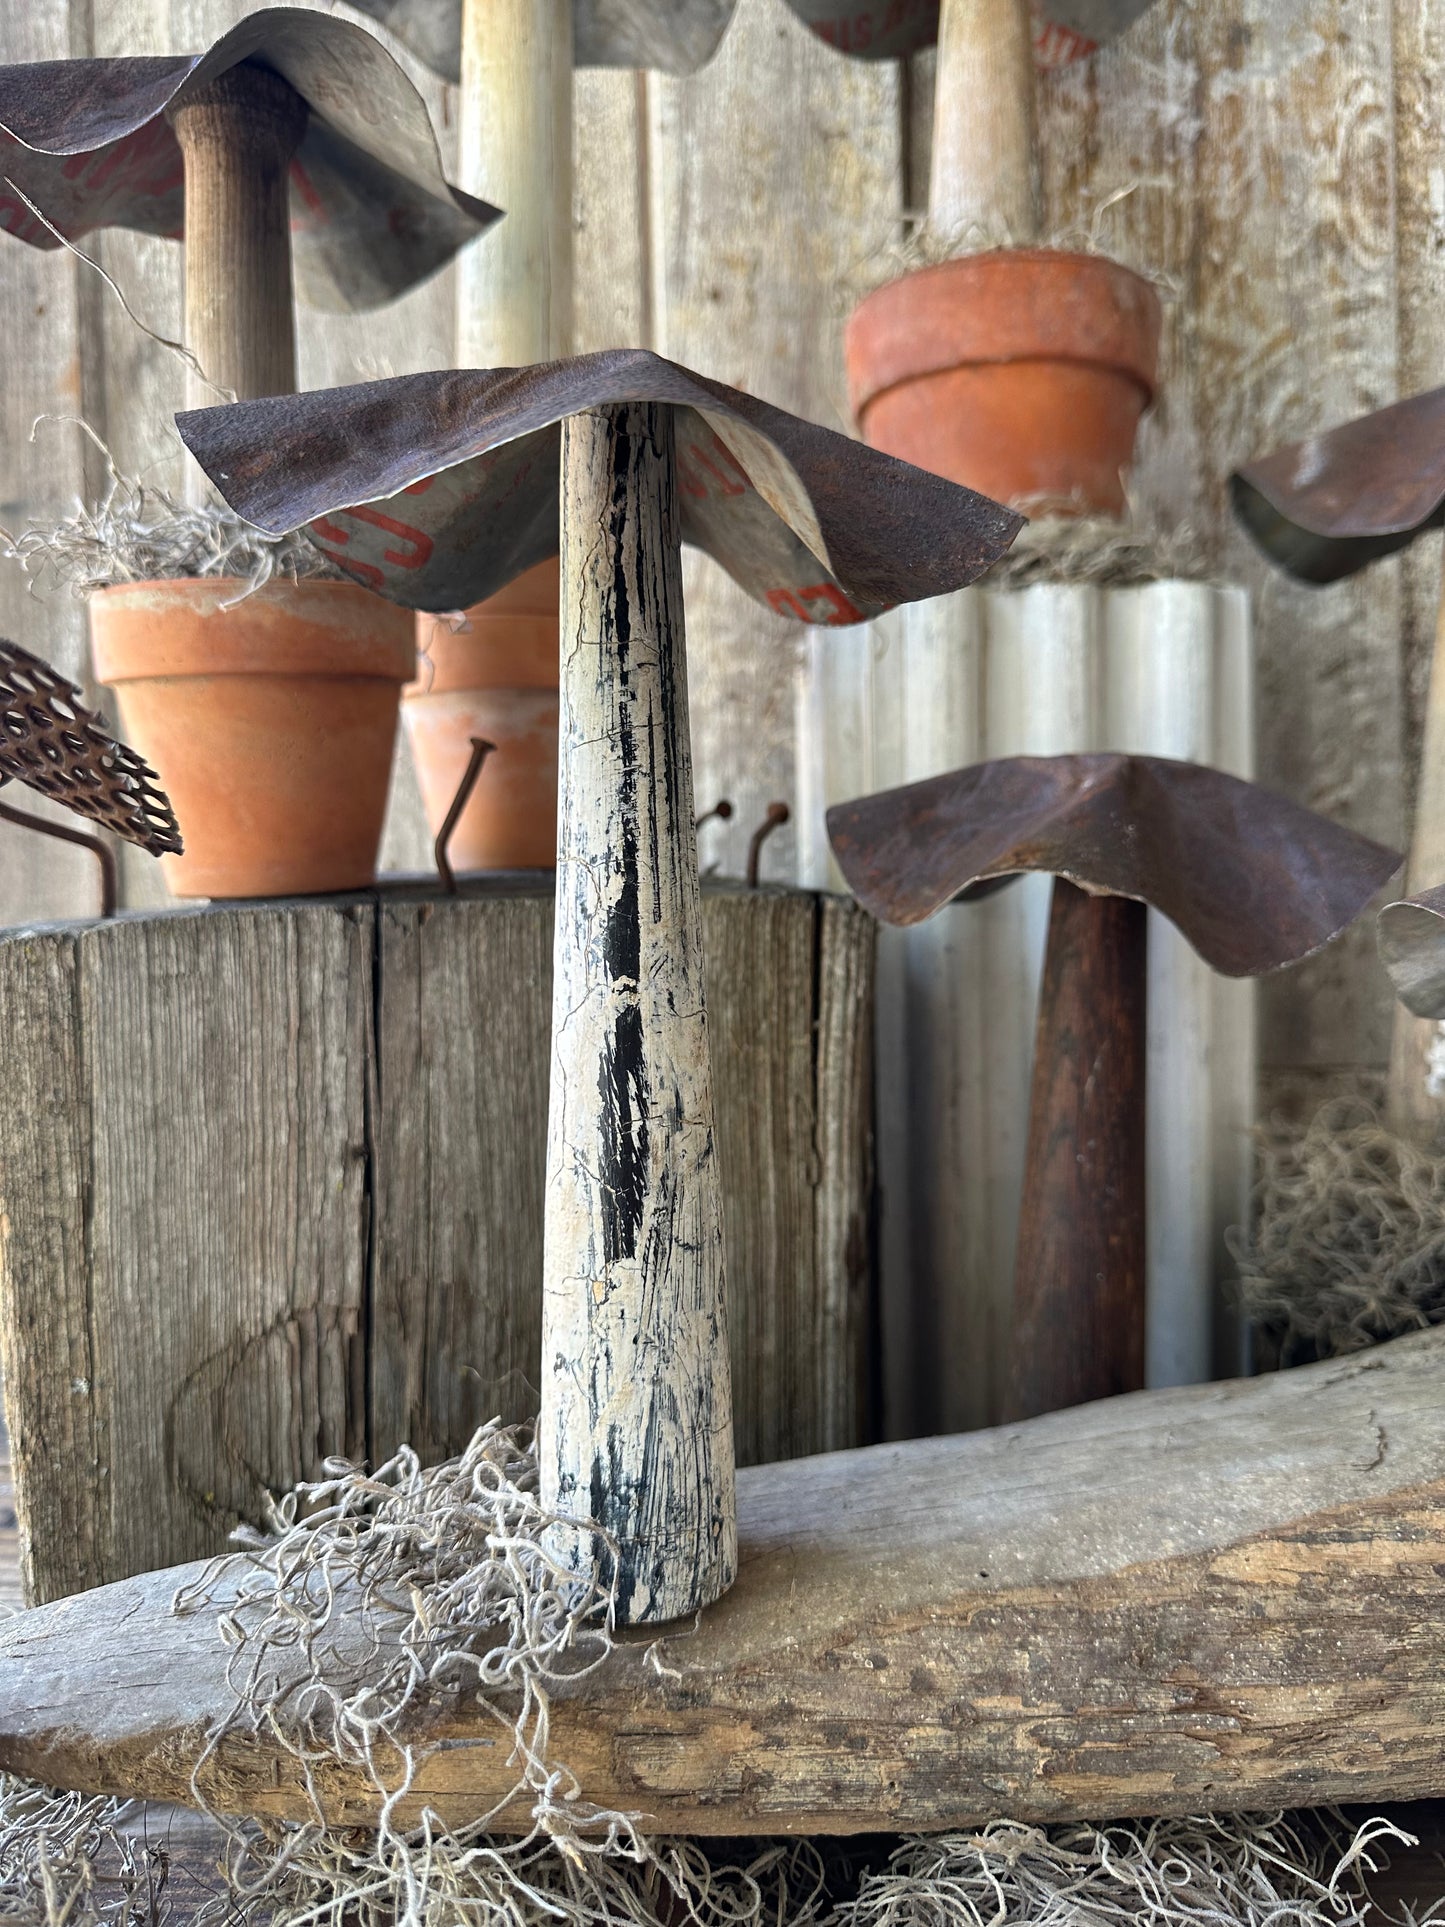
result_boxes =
[405,556,559,872]
[845,249,1162,516]
[90,578,415,899]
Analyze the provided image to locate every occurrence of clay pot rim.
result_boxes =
[90,574,417,685]
[846,247,1163,420]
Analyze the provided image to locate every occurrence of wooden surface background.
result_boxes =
[0,0,1424,1091]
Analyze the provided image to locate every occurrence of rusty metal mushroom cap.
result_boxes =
[1230,388,1445,584]
[827,753,1400,976]
[1378,884,1445,1018]
[175,348,1024,619]
[0,638,181,856]
[0,8,496,313]
[347,0,737,83]
[779,0,1158,62]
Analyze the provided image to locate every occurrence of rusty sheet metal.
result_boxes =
[780,0,1159,64]
[0,638,181,856]
[175,348,1024,619]
[0,8,496,314]
[347,0,736,84]
[827,753,1400,976]
[1231,388,1445,585]
[1378,884,1445,1019]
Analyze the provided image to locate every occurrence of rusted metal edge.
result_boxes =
[826,751,1400,977]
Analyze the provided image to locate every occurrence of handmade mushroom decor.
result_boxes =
[176,349,1021,1622]
[828,754,1400,1416]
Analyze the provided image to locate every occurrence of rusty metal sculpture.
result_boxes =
[0,11,496,406]
[0,637,182,913]
[175,348,1021,1623]
[1232,389,1445,1143]
[828,753,1400,1419]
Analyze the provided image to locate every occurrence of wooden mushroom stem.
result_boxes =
[541,400,736,1626]
[1387,590,1445,1145]
[930,0,1041,245]
[458,0,573,364]
[1008,877,1147,1420]
[168,62,308,411]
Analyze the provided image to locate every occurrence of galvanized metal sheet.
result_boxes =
[826,752,1400,976]
[347,0,736,83]
[0,7,496,314]
[175,348,1024,618]
[1231,388,1445,585]
[1378,884,1445,1019]
[0,638,181,856]
[779,0,1158,64]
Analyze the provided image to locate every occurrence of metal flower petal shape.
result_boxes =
[347,0,737,83]
[175,347,1024,619]
[780,0,1159,64]
[0,638,181,856]
[826,752,1401,974]
[1230,388,1445,585]
[0,7,497,312]
[1378,884,1445,1020]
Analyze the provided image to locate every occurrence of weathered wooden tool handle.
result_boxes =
[540,401,736,1625]
[930,0,1041,244]
[1008,877,1147,1420]
[168,60,307,409]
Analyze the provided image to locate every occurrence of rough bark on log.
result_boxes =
[0,880,872,1605]
[543,402,735,1623]
[2,1328,1444,1836]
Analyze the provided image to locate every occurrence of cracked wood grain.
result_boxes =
[542,401,736,1623]
[2,1329,1443,1834]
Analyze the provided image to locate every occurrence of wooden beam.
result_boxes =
[3,1328,1444,1835]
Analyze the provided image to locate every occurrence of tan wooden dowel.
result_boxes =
[168,61,307,410]
[540,401,736,1625]
[929,0,1041,245]
[458,0,573,365]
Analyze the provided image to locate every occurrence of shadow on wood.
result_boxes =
[0,877,874,1604]
[1,1329,1442,1836]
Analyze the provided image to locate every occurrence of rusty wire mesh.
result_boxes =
[0,638,181,856]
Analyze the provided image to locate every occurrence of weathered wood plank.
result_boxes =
[3,1328,1442,1836]
[0,882,875,1604]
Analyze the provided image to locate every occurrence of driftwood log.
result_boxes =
[2,1328,1443,1835]
[0,878,873,1606]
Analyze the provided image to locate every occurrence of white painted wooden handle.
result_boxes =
[540,401,737,1625]
[929,0,1041,244]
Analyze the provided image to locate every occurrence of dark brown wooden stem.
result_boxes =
[168,61,307,408]
[1007,878,1147,1421]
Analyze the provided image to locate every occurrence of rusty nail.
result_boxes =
[746,801,790,889]
[695,798,734,832]
[0,792,118,916]
[435,737,496,895]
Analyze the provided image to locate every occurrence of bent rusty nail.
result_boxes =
[0,793,118,917]
[827,752,1402,1425]
[434,736,496,895]
[746,802,790,888]
[695,798,734,832]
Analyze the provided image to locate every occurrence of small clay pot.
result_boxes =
[845,249,1162,516]
[404,555,559,872]
[90,578,415,899]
